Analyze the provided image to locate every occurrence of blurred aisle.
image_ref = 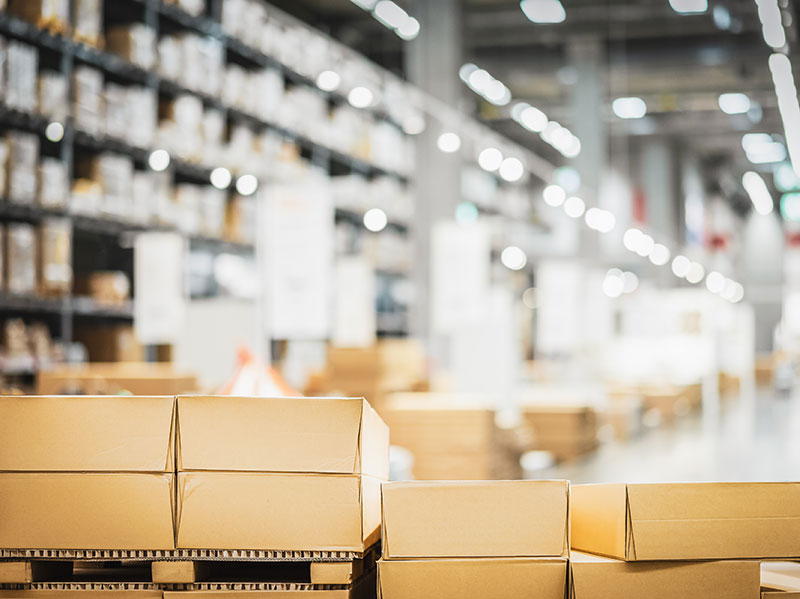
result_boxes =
[553,387,800,483]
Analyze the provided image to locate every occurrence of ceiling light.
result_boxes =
[347,86,374,108]
[781,192,800,221]
[478,148,503,172]
[671,255,691,278]
[437,132,461,153]
[649,243,671,266]
[235,174,258,196]
[363,208,388,232]
[374,0,408,28]
[148,149,170,172]
[499,157,524,182]
[668,0,707,14]
[742,171,774,215]
[543,184,566,207]
[501,245,527,270]
[612,97,647,119]
[621,271,639,294]
[634,233,655,257]
[768,53,800,176]
[742,133,787,164]
[520,0,566,24]
[402,113,426,135]
[563,196,585,218]
[210,167,232,189]
[521,106,548,132]
[396,17,420,40]
[602,272,624,298]
[45,121,64,142]
[623,228,643,252]
[774,163,800,192]
[462,64,512,106]
[316,70,341,92]
[718,93,751,115]
[755,0,786,49]
[686,262,705,284]
[455,202,479,224]
[705,271,726,294]
[584,208,616,233]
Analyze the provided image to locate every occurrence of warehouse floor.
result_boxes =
[554,387,800,483]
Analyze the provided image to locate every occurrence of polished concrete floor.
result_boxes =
[552,384,800,483]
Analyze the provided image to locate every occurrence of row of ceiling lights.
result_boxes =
[349,0,420,40]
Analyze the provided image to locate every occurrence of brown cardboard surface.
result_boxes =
[571,482,800,560]
[762,562,800,592]
[377,557,567,599]
[176,396,389,479]
[0,395,175,472]
[382,480,569,559]
[37,363,197,395]
[0,473,175,550]
[570,551,760,599]
[762,593,800,598]
[176,472,380,551]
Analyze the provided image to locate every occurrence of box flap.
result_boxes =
[570,483,627,560]
[176,472,366,551]
[358,402,390,480]
[378,558,567,599]
[0,396,175,472]
[382,480,568,559]
[570,551,760,599]
[178,396,385,475]
[627,483,800,560]
[0,473,175,550]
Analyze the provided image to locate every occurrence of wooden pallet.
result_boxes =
[0,546,377,587]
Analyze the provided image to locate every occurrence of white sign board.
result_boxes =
[431,221,490,333]
[263,173,334,340]
[332,255,376,348]
[134,232,185,344]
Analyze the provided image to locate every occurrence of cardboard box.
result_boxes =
[74,325,144,363]
[177,396,388,478]
[36,363,197,395]
[382,480,568,559]
[570,551,760,599]
[0,593,162,599]
[378,558,567,599]
[176,471,381,551]
[175,396,388,552]
[0,395,176,550]
[762,562,800,597]
[379,396,530,480]
[0,395,175,471]
[571,482,800,560]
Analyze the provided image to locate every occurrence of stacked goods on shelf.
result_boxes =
[378,480,569,599]
[0,395,388,598]
[1,318,64,374]
[36,362,197,394]
[72,323,142,362]
[570,482,800,598]
[762,562,800,597]
[755,354,775,386]
[73,271,129,306]
[378,393,532,480]
[307,340,427,410]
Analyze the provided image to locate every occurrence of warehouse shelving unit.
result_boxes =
[0,0,415,377]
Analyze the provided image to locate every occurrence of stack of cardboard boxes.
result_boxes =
[378,480,570,599]
[0,395,389,599]
[306,340,427,412]
[571,482,800,598]
[521,404,599,462]
[378,393,531,480]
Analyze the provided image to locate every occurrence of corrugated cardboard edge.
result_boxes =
[357,398,390,479]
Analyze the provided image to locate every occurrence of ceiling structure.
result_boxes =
[270,0,799,206]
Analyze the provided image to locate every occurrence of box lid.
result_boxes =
[382,480,569,559]
[0,395,175,472]
[378,558,567,599]
[571,482,800,560]
[570,551,760,599]
[176,396,388,478]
